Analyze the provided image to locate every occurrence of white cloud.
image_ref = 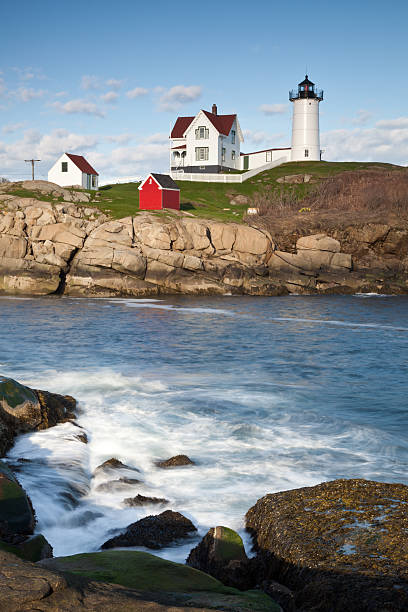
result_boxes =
[157,85,202,111]
[53,98,105,118]
[12,67,46,81]
[106,133,134,144]
[126,87,148,99]
[0,128,99,180]
[55,91,68,98]
[106,79,123,90]
[352,110,373,126]
[0,78,6,97]
[90,138,170,183]
[101,91,119,104]
[321,120,408,164]
[375,117,408,130]
[81,75,101,90]
[14,87,46,102]
[2,122,25,134]
[259,103,288,115]
[145,132,169,144]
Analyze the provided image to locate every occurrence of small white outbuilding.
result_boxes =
[48,153,99,190]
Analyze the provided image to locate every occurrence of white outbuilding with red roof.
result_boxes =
[48,153,99,190]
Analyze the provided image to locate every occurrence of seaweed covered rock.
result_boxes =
[156,454,196,468]
[101,510,197,550]
[187,526,253,590]
[123,494,169,507]
[94,458,140,475]
[0,376,77,454]
[246,478,408,611]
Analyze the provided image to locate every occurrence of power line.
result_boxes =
[24,159,41,180]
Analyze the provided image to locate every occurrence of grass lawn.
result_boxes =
[92,161,400,222]
[3,161,402,223]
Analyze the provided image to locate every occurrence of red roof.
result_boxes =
[202,110,236,136]
[170,111,237,138]
[172,145,187,150]
[171,116,195,138]
[66,153,99,176]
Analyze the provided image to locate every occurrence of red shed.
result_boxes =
[138,173,180,210]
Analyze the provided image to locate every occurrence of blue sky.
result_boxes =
[1,0,408,182]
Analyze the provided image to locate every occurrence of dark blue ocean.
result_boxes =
[1,294,407,561]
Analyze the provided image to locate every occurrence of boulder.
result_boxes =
[276,174,311,184]
[233,226,270,256]
[0,235,27,259]
[246,478,408,611]
[123,494,169,507]
[187,526,253,590]
[101,510,197,550]
[0,376,77,454]
[156,455,196,468]
[296,233,341,253]
[207,222,236,252]
[0,257,61,295]
[29,222,86,248]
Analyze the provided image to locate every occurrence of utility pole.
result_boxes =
[24,159,41,180]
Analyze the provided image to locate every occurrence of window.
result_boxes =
[231,150,236,160]
[61,161,68,172]
[231,130,236,144]
[222,147,226,162]
[91,175,97,188]
[149,178,152,183]
[266,151,272,162]
[195,126,209,139]
[195,147,209,161]
[304,149,309,158]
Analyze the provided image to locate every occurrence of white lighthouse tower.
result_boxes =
[289,75,323,162]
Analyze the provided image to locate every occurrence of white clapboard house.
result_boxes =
[170,104,291,175]
[48,153,99,190]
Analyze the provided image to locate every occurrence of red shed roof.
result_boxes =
[66,153,99,176]
[171,111,237,138]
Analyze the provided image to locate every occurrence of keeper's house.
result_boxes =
[48,153,99,190]
[170,104,244,174]
[138,173,180,210]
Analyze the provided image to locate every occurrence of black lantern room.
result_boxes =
[289,75,323,101]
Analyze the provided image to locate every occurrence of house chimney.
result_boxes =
[212,103,217,115]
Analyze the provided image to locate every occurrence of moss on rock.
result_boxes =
[0,534,52,561]
[39,550,279,611]
[0,460,35,534]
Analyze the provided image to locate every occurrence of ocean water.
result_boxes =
[1,294,407,562]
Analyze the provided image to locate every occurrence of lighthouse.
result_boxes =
[289,75,323,162]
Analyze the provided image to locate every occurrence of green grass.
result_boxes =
[4,161,402,223]
[93,161,401,222]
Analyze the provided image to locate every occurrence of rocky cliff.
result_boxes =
[0,180,407,296]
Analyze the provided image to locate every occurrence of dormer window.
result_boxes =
[231,130,236,144]
[195,126,209,139]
